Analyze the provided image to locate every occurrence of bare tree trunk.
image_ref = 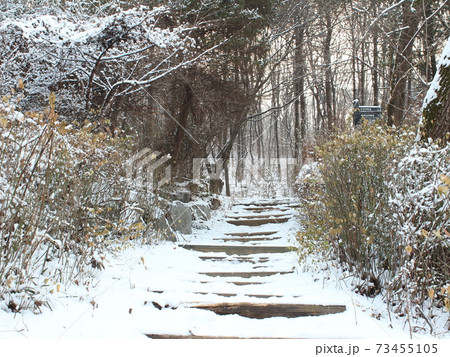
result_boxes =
[383,40,393,106]
[387,1,421,126]
[360,36,366,105]
[351,12,358,101]
[311,85,322,134]
[236,130,243,183]
[271,70,281,175]
[257,119,263,160]
[294,44,301,161]
[324,13,334,133]
[423,1,438,83]
[294,14,307,164]
[171,83,193,179]
[300,73,307,146]
[224,161,231,197]
[220,123,245,197]
[357,10,367,105]
[372,25,379,106]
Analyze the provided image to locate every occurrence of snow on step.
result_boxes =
[234,199,298,207]
[199,270,294,278]
[190,302,346,319]
[225,231,278,236]
[145,333,283,339]
[226,217,291,226]
[244,206,290,212]
[198,256,271,263]
[226,213,292,219]
[140,198,410,339]
[214,236,282,243]
[180,244,294,254]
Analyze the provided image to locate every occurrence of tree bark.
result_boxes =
[423,1,438,82]
[372,24,379,106]
[271,70,281,175]
[351,7,358,101]
[324,13,334,133]
[359,14,366,105]
[422,37,450,144]
[294,16,307,164]
[387,1,421,126]
[171,83,193,178]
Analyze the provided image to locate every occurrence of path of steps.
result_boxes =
[145,198,347,339]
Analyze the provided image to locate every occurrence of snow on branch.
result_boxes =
[0,4,201,116]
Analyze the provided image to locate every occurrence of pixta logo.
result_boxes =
[125,149,171,192]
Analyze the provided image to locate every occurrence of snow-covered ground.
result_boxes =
[1,197,448,356]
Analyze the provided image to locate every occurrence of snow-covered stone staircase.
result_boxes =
[145,199,346,339]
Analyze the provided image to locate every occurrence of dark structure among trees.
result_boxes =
[352,100,382,127]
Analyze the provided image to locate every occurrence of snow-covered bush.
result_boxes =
[0,91,148,311]
[295,162,330,261]
[296,124,449,332]
[0,2,193,120]
[298,124,410,277]
[387,141,450,327]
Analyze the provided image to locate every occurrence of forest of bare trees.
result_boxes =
[1,0,449,189]
[258,0,448,164]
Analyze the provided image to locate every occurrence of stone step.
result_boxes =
[224,231,278,237]
[192,292,287,299]
[226,213,290,220]
[181,244,295,255]
[145,199,347,339]
[146,334,293,339]
[246,293,287,299]
[191,302,346,319]
[199,256,271,263]
[197,281,265,286]
[193,291,237,297]
[149,290,298,300]
[228,281,264,286]
[199,270,294,278]
[244,207,290,212]
[235,201,297,207]
[226,217,291,226]
[215,236,281,242]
